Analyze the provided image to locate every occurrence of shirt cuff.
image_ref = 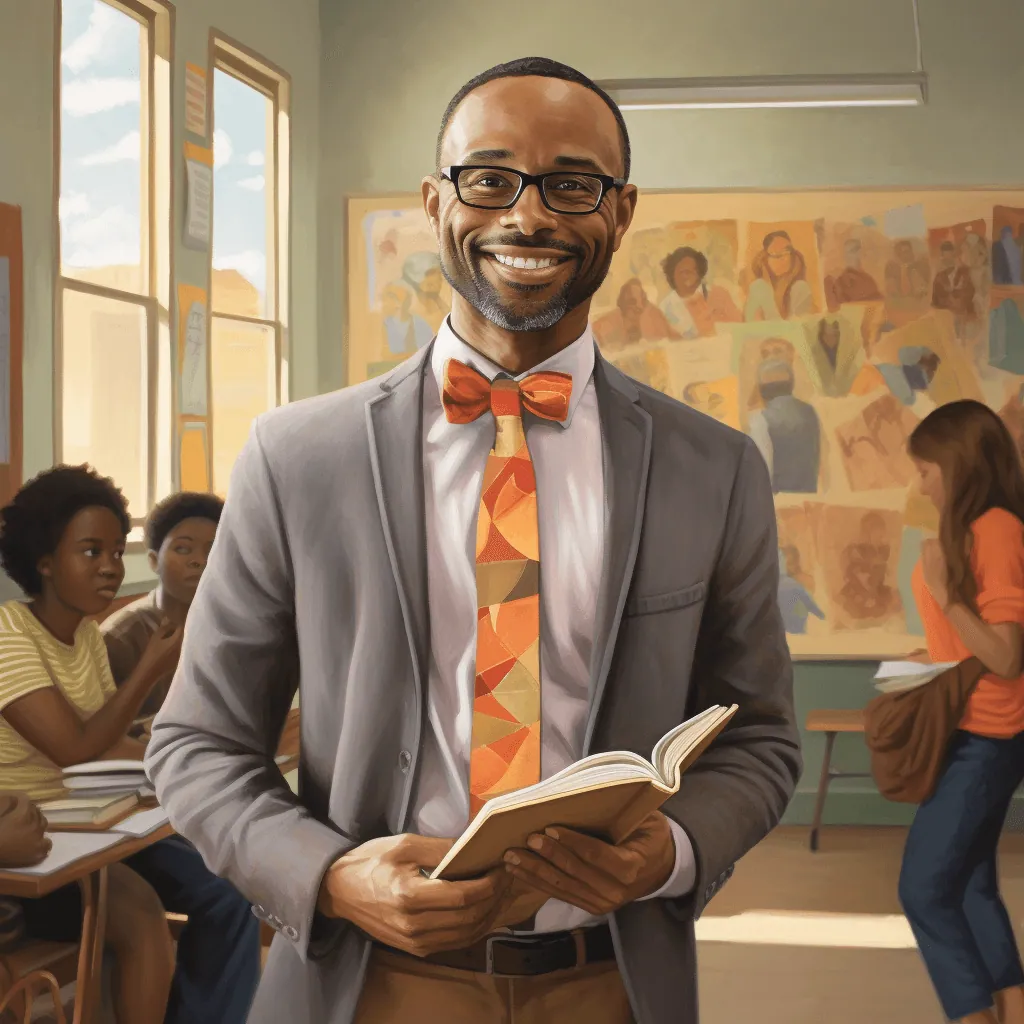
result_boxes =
[637,816,696,901]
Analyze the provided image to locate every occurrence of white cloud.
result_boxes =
[79,130,140,166]
[64,205,140,268]
[63,77,139,116]
[213,250,266,290]
[237,175,265,192]
[61,4,119,73]
[245,151,265,167]
[213,129,233,169]
[59,192,91,219]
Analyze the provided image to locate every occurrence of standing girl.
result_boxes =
[900,399,1024,1024]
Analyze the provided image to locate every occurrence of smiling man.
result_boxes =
[146,57,800,1024]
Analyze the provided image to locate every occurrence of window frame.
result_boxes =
[207,31,291,493]
[53,0,175,540]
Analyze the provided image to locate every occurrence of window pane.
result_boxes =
[61,288,149,517]
[211,318,275,493]
[60,0,146,295]
[212,69,273,318]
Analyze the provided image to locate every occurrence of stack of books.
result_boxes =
[38,761,152,830]
[873,660,959,694]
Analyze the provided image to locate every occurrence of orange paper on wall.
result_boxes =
[180,423,209,492]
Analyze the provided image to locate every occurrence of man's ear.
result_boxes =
[422,176,442,241]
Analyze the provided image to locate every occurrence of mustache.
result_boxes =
[471,235,583,257]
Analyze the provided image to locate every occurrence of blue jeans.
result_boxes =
[898,729,1024,1020]
[123,836,260,1024]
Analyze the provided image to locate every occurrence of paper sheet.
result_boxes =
[184,63,207,136]
[184,143,213,249]
[110,807,169,837]
[884,203,927,240]
[177,284,208,416]
[874,660,957,680]
[9,832,125,876]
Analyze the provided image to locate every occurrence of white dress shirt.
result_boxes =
[409,317,696,933]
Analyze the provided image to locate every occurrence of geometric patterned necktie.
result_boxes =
[441,358,573,819]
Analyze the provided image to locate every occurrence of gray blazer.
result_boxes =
[146,344,801,1024]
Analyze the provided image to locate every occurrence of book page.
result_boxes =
[5,832,125,876]
[110,806,170,837]
[64,760,148,776]
[874,660,957,680]
[653,705,734,783]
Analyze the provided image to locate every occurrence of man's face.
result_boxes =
[420,268,444,297]
[940,244,956,269]
[424,76,637,332]
[761,338,793,363]
[844,240,861,268]
[895,241,914,264]
[618,281,645,320]
[673,256,702,296]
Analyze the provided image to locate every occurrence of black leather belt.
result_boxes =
[376,923,616,977]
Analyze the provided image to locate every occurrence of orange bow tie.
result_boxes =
[441,358,573,424]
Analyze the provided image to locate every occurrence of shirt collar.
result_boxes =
[430,316,595,429]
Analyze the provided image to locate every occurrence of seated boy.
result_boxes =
[102,492,223,719]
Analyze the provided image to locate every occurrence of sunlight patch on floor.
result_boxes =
[696,911,918,949]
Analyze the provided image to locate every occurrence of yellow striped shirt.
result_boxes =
[0,600,116,800]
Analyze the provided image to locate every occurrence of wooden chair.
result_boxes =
[804,709,871,852]
[0,941,77,1023]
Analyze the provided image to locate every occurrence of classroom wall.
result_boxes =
[0,0,320,597]
[317,0,1024,823]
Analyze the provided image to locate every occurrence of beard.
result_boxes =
[439,231,611,332]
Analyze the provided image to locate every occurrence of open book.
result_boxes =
[873,660,959,694]
[431,703,738,882]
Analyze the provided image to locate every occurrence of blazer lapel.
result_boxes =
[582,354,653,754]
[366,347,433,801]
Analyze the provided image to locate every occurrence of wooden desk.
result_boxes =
[0,824,173,1024]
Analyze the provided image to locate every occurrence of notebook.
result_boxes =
[431,703,738,881]
[0,832,127,876]
[873,660,959,693]
[38,792,140,831]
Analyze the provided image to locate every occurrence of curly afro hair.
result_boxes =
[662,246,709,288]
[145,492,224,553]
[0,465,131,596]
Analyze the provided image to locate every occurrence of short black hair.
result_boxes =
[0,465,130,596]
[662,246,708,286]
[145,491,224,553]
[436,57,631,180]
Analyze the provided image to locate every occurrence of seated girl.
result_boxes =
[0,466,260,1024]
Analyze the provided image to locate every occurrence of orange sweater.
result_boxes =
[912,507,1024,738]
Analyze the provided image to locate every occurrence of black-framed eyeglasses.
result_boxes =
[439,165,626,216]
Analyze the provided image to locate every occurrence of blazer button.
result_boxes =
[399,750,412,773]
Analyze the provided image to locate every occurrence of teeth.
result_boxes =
[493,253,558,270]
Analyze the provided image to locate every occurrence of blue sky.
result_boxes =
[60,0,269,301]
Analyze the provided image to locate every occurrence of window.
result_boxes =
[57,0,172,535]
[209,36,290,495]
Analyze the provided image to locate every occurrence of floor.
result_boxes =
[696,825,1024,1024]
[23,825,1024,1022]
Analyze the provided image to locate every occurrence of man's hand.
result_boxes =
[317,834,519,957]
[502,811,676,916]
[0,792,50,868]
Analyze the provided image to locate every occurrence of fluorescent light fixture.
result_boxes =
[597,73,927,111]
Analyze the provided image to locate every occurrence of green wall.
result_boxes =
[316,0,1024,824]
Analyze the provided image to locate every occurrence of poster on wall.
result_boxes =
[184,142,213,249]
[184,63,208,137]
[176,283,208,416]
[346,188,1024,659]
[0,203,23,507]
[180,422,210,492]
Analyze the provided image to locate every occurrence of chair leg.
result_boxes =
[809,731,837,853]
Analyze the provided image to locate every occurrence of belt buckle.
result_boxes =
[484,932,537,977]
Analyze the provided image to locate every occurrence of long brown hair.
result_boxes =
[908,399,1024,612]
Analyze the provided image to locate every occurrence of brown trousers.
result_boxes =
[353,948,636,1024]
